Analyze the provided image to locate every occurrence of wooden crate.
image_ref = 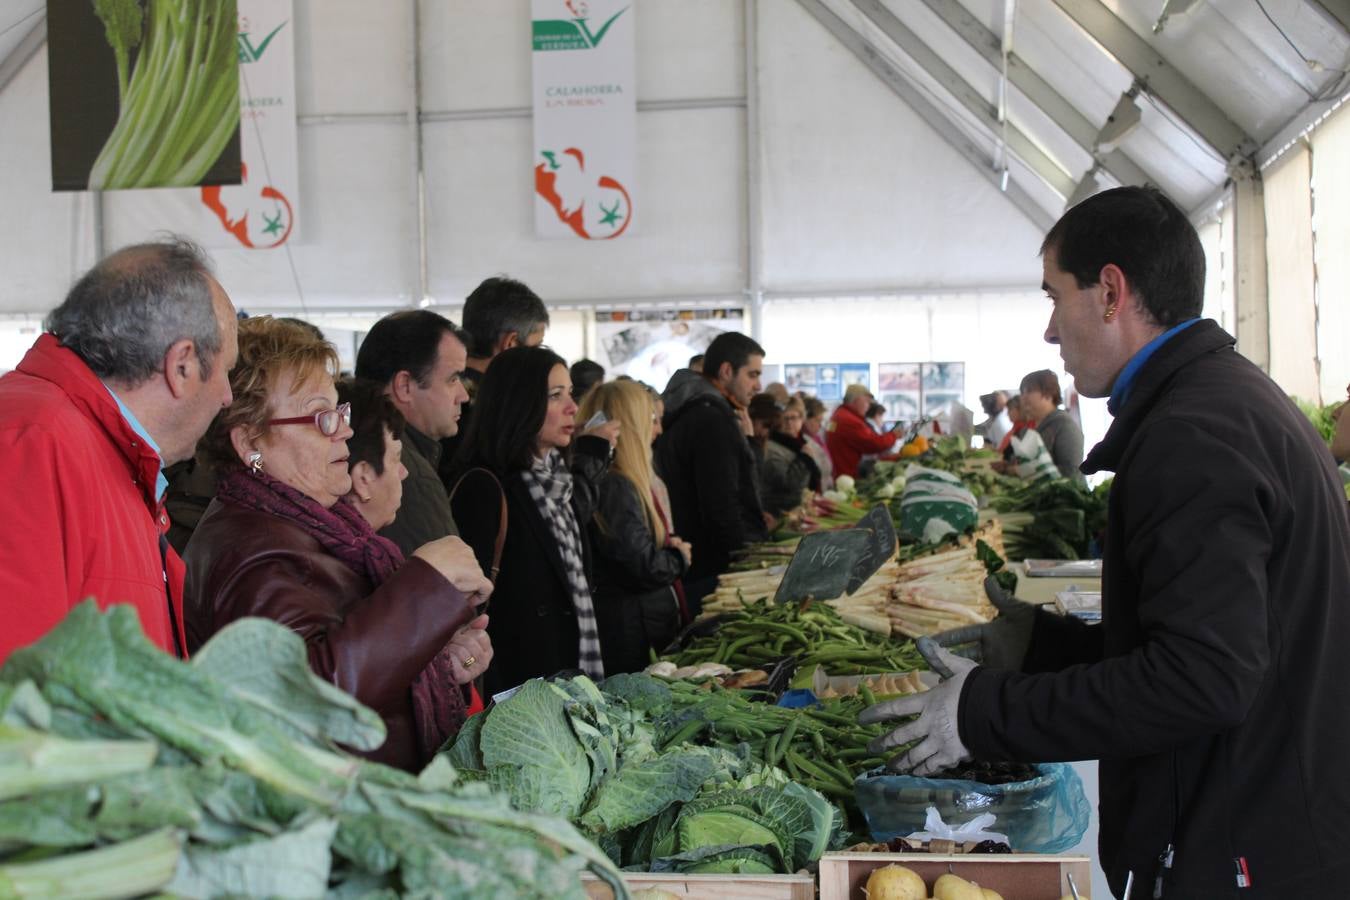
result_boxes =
[819,852,1092,900]
[581,872,814,900]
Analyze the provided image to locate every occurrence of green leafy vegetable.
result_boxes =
[0,603,629,899]
[91,0,144,106]
[88,0,239,188]
[480,679,592,819]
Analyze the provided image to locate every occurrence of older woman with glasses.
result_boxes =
[183,318,493,772]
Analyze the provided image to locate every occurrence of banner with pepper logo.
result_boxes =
[102,0,300,249]
[531,0,636,239]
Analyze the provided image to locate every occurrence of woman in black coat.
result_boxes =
[578,380,692,674]
[449,347,615,695]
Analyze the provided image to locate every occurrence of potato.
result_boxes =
[932,873,984,900]
[862,863,927,900]
[981,889,1004,900]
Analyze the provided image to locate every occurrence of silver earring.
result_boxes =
[247,452,263,475]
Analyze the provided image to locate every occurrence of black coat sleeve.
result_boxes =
[592,477,689,590]
[959,419,1275,762]
[570,435,611,526]
[689,411,757,551]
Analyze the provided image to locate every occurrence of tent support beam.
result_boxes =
[406,0,427,305]
[0,15,45,96]
[792,0,1055,233]
[745,0,765,342]
[917,0,1152,189]
[1231,165,1269,371]
[1050,0,1256,162]
[850,0,1075,200]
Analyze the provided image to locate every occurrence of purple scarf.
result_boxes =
[217,468,466,760]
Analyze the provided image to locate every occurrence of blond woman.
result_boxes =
[579,380,692,673]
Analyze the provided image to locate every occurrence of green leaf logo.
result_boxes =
[533,7,627,51]
[238,21,288,64]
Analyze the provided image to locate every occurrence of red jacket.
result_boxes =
[825,404,897,479]
[0,334,187,663]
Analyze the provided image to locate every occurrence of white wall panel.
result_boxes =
[106,121,418,310]
[1263,144,1320,402]
[0,45,96,315]
[1311,104,1350,406]
[422,108,746,303]
[294,0,410,115]
[758,0,1046,292]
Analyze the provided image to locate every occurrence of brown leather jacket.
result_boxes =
[182,497,476,771]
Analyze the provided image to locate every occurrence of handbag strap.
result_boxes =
[450,467,508,584]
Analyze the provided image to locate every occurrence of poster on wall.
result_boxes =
[597,309,744,390]
[878,363,922,423]
[839,364,871,391]
[531,0,636,240]
[921,362,966,415]
[48,0,241,191]
[785,364,870,402]
[96,0,301,249]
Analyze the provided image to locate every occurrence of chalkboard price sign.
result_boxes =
[773,529,872,604]
[847,504,899,594]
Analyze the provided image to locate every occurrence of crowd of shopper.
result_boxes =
[3,186,1347,896]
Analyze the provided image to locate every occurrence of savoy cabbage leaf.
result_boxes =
[479,679,591,820]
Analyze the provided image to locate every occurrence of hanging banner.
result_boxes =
[597,309,744,389]
[48,0,242,192]
[100,0,300,249]
[531,0,636,239]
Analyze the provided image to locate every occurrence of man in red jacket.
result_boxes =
[825,383,899,479]
[0,239,239,663]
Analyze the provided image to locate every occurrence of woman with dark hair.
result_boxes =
[1019,369,1085,483]
[449,346,617,694]
[747,393,814,518]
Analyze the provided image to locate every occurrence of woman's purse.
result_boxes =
[450,468,508,587]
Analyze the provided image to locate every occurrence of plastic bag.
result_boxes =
[906,807,1008,846]
[855,763,1090,853]
[1009,430,1060,482]
[899,465,977,539]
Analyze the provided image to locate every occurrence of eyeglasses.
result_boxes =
[267,402,352,437]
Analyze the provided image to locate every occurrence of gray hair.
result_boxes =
[45,238,222,385]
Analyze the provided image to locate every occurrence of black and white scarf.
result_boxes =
[521,451,605,679]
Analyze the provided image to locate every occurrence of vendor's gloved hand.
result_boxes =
[928,575,1036,672]
[859,637,976,776]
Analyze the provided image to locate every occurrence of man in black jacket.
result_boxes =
[655,332,768,603]
[864,186,1350,897]
[355,310,470,556]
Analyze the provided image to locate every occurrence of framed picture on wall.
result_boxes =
[816,365,841,401]
[921,362,965,394]
[785,364,817,392]
[878,362,920,392]
[839,363,871,391]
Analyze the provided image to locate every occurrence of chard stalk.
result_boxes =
[0,827,180,899]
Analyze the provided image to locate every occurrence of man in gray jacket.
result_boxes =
[355,310,470,556]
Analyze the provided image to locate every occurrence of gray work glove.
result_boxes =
[929,575,1037,671]
[859,637,976,776]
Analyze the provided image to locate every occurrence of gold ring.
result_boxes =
[462,655,476,668]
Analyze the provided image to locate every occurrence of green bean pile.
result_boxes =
[665,599,926,675]
[662,681,911,825]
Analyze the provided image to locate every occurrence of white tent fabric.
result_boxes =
[1264,144,1320,402]
[1311,102,1350,404]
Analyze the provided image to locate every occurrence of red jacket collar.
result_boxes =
[17,334,165,511]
